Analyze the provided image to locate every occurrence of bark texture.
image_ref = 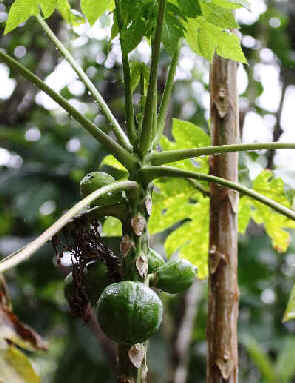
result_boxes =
[207,55,239,383]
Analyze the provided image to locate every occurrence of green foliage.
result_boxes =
[0,346,40,383]
[239,171,295,252]
[149,119,210,279]
[81,0,114,25]
[242,335,295,383]
[4,0,247,63]
[149,121,295,279]
[185,16,247,62]
[4,0,83,34]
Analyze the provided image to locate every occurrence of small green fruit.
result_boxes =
[80,171,123,206]
[64,272,75,303]
[152,259,197,294]
[148,248,165,272]
[64,261,109,305]
[85,261,110,304]
[97,281,163,344]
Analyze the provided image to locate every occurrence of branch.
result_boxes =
[114,0,137,145]
[155,44,180,145]
[36,15,133,152]
[0,181,138,273]
[148,142,295,165]
[139,0,166,156]
[139,166,295,221]
[0,50,137,172]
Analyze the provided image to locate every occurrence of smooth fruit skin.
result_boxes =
[85,261,109,304]
[148,248,165,272]
[64,261,109,305]
[153,259,197,294]
[97,281,163,344]
[80,171,122,206]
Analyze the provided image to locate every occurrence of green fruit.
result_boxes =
[97,281,163,344]
[152,259,197,294]
[80,171,122,206]
[148,248,165,272]
[64,261,109,305]
[64,272,74,303]
[85,261,110,304]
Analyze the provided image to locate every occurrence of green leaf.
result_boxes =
[159,118,210,175]
[39,0,57,18]
[4,0,39,34]
[283,284,295,322]
[150,120,210,278]
[185,16,247,63]
[177,0,201,17]
[212,0,251,11]
[149,178,209,279]
[100,155,127,172]
[119,0,157,53]
[165,196,209,279]
[275,338,295,381]
[0,345,40,383]
[102,217,122,237]
[162,2,186,56]
[239,170,295,252]
[81,0,114,26]
[241,336,277,383]
[121,18,146,53]
[57,0,84,25]
[201,2,238,29]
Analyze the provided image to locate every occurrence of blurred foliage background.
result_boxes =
[1,0,295,382]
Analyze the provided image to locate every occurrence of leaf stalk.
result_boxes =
[139,166,295,221]
[0,50,138,171]
[139,0,166,156]
[36,14,133,152]
[148,142,295,165]
[0,181,138,273]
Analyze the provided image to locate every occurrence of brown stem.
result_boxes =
[266,80,287,169]
[207,55,239,383]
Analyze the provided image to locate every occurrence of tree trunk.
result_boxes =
[207,54,239,383]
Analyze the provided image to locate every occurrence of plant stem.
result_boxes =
[0,51,138,172]
[139,166,295,221]
[207,54,239,383]
[139,0,166,156]
[0,181,139,273]
[148,142,295,165]
[155,44,180,144]
[36,14,133,152]
[114,0,137,146]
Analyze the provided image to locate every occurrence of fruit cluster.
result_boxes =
[64,172,197,345]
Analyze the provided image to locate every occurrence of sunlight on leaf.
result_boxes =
[0,346,40,383]
[102,217,122,237]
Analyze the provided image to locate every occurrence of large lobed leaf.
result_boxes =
[4,0,83,34]
[148,120,295,279]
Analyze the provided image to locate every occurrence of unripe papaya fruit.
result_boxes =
[151,259,197,294]
[148,248,165,272]
[84,261,110,304]
[64,272,75,303]
[64,261,109,305]
[80,171,123,206]
[97,281,163,344]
